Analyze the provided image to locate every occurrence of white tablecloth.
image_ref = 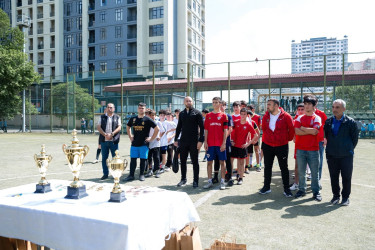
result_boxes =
[0,180,200,250]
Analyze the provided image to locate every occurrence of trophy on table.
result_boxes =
[62,129,89,199]
[107,150,128,203]
[34,144,53,193]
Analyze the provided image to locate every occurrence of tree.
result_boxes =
[48,82,101,121]
[335,85,371,111]
[0,9,40,120]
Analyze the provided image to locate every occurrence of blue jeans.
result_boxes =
[318,141,324,180]
[101,141,118,175]
[297,149,320,194]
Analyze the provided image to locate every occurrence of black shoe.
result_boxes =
[259,187,271,195]
[177,179,187,187]
[227,179,234,187]
[294,190,306,198]
[330,196,340,205]
[283,189,293,198]
[193,181,198,188]
[100,175,108,180]
[123,175,135,182]
[212,177,219,184]
[139,175,145,181]
[237,178,243,185]
[313,192,322,202]
[340,198,350,206]
[145,170,153,178]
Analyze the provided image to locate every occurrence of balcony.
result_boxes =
[89,21,95,27]
[17,0,22,7]
[38,60,44,65]
[29,45,33,50]
[89,38,95,44]
[37,0,43,3]
[37,29,43,34]
[127,15,137,22]
[89,4,95,11]
[50,27,55,32]
[37,13,43,19]
[127,0,136,4]
[127,33,137,39]
[127,68,136,74]
[28,29,33,35]
[188,3,191,9]
[28,0,32,4]
[50,12,55,17]
[127,52,137,57]
[50,58,55,64]
[50,42,55,48]
[38,44,44,49]
[89,54,95,60]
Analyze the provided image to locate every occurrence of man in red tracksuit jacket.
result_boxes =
[259,99,295,197]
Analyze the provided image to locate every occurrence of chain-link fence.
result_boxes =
[11,51,375,132]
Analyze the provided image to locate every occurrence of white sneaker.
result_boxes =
[203,181,213,189]
[290,183,299,191]
[220,180,226,190]
[92,159,99,164]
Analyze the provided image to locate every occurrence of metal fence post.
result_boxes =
[66,73,69,134]
[268,60,271,98]
[324,55,327,113]
[92,71,95,134]
[228,62,231,113]
[187,63,191,96]
[153,65,155,110]
[121,68,124,134]
[73,74,76,130]
[50,76,53,133]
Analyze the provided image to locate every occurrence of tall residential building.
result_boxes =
[291,36,348,74]
[0,0,12,20]
[63,0,206,80]
[10,0,64,81]
[348,58,375,71]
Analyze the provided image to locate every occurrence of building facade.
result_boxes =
[348,58,375,71]
[0,0,11,20]
[291,36,348,74]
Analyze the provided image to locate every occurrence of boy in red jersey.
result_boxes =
[231,108,259,184]
[294,95,322,201]
[204,97,228,190]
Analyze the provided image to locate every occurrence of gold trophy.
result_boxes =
[62,129,89,199]
[107,150,128,202]
[34,144,53,193]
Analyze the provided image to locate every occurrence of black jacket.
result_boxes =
[175,108,204,146]
[324,114,358,158]
[99,114,121,144]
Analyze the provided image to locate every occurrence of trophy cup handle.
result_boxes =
[34,154,38,162]
[48,155,53,163]
[123,159,128,169]
[62,144,68,155]
[83,145,90,157]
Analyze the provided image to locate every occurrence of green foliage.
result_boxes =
[49,82,101,121]
[335,85,371,111]
[0,9,40,120]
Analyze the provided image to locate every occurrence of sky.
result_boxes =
[202,0,375,102]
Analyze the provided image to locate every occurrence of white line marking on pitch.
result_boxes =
[194,186,220,208]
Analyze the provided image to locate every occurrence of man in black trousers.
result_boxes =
[324,99,358,206]
[174,96,204,188]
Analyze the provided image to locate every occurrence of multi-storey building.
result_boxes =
[348,58,375,71]
[9,0,64,81]
[291,36,348,73]
[63,0,205,80]
[0,0,12,20]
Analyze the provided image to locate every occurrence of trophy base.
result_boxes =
[35,183,52,193]
[65,185,88,199]
[109,191,126,203]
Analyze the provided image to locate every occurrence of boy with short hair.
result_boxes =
[145,110,164,178]
[231,108,259,184]
[203,97,228,190]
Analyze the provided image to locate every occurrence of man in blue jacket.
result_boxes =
[324,99,358,206]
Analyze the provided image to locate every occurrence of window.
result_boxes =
[198,5,200,15]
[193,16,196,28]
[65,19,73,31]
[78,33,82,46]
[100,12,106,22]
[116,0,123,3]
[115,60,122,71]
[65,35,72,47]
[149,7,164,19]
[66,66,72,74]
[77,49,82,62]
[100,62,107,73]
[115,9,123,21]
[198,51,201,62]
[66,50,72,63]
[198,20,200,31]
[149,59,163,72]
[149,24,164,37]
[193,32,196,44]
[193,49,196,60]
[77,1,82,14]
[100,28,106,40]
[193,0,196,10]
[115,43,122,55]
[65,3,72,16]
[100,45,107,56]
[149,0,161,2]
[149,42,164,54]
[101,0,107,6]
[115,26,122,38]
[77,17,82,30]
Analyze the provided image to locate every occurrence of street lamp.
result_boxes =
[17,14,31,133]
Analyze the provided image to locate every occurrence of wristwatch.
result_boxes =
[111,132,114,137]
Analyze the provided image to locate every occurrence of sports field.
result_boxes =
[1,132,374,249]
